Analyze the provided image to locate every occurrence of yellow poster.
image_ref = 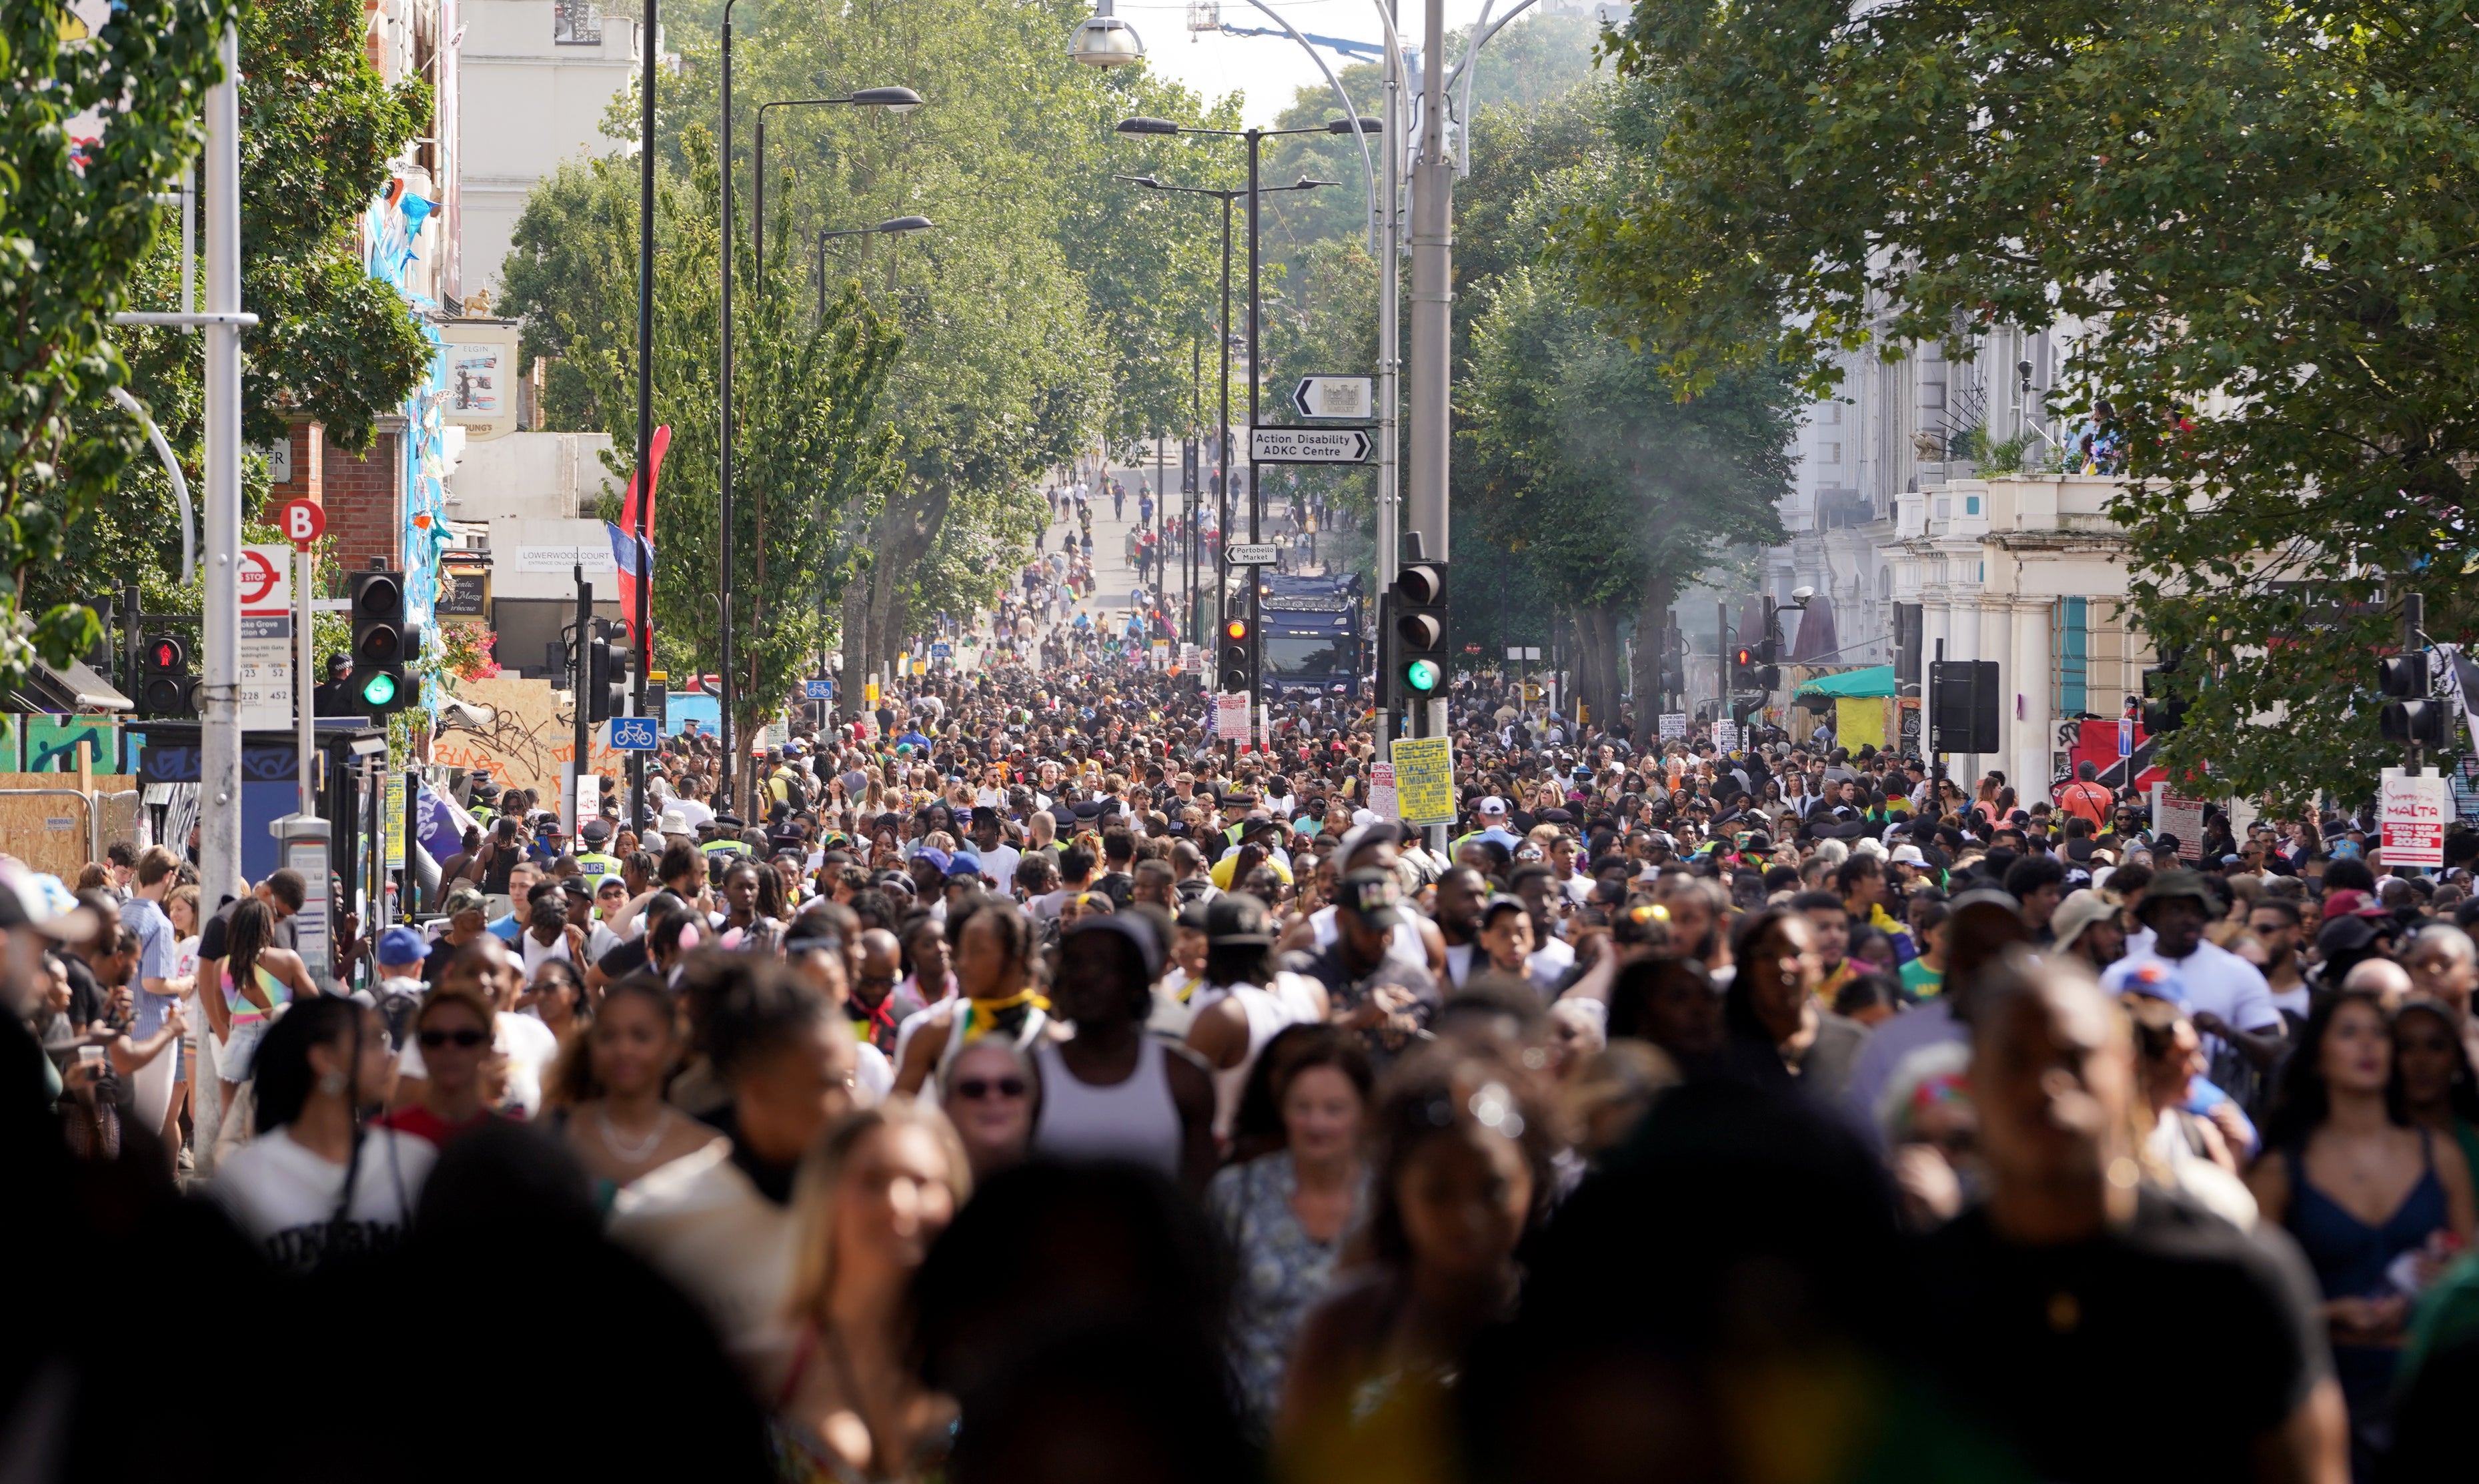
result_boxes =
[1835,696,1887,750]
[1390,736,1457,825]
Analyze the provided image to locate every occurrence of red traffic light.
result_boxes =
[1224,618,1249,641]
[149,639,183,670]
[1734,646,1757,667]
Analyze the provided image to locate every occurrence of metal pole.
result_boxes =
[1374,0,1402,750]
[1246,134,1265,724]
[201,21,243,914]
[295,547,315,816]
[718,0,739,816]
[1216,195,1232,634]
[574,566,593,836]
[194,21,243,1173]
[2405,591,2425,776]
[630,0,658,836]
[1405,0,1451,563]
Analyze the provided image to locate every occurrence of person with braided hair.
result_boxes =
[213,996,432,1273]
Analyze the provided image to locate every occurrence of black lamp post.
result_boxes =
[1116,116,1373,707]
[718,49,918,806]
[815,215,936,315]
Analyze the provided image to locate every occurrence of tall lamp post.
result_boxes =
[816,215,936,313]
[718,40,918,812]
[1114,119,1371,708]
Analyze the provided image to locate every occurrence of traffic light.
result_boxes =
[1661,622,1686,700]
[348,566,421,714]
[2140,647,2187,734]
[138,634,198,718]
[1729,644,1779,692]
[586,623,627,724]
[2378,650,2453,747]
[1219,616,1253,694]
[1390,562,1449,702]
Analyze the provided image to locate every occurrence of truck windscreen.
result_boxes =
[1263,634,1353,676]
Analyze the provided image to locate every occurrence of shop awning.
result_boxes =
[1793,664,1897,700]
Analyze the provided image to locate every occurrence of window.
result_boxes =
[1819,442,1841,464]
[1964,495,1981,515]
[2056,596,2088,716]
[1263,634,1354,677]
[554,0,603,44]
[1921,382,1946,410]
[1824,402,1843,426]
[1977,562,1986,582]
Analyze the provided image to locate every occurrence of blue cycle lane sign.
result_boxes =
[609,716,659,750]
[804,678,835,700]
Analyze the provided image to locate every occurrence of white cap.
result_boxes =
[1477,796,1509,816]
[1889,843,1926,866]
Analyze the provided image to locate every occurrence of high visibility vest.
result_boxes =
[574,852,623,882]
[702,838,746,860]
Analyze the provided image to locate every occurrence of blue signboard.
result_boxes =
[610,716,659,750]
[804,678,835,700]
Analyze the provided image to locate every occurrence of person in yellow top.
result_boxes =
[572,818,624,885]
[1208,813,1295,891]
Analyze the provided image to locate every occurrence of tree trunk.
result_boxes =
[1631,570,1677,732]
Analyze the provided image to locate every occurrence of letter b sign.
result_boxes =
[277,499,326,548]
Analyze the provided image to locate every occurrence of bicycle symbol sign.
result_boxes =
[609,716,658,750]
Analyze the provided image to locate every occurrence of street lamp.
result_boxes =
[816,215,936,315]
[716,17,919,808]
[1068,0,1146,65]
[1114,116,1371,704]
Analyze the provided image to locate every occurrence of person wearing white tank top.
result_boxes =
[1034,916,1216,1193]
[1184,895,1333,1139]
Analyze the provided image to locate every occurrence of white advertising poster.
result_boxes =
[237,544,293,730]
[2149,785,2208,862]
[2380,767,2448,868]
[1710,720,1740,754]
[1367,762,1399,820]
[1214,692,1253,741]
[1659,713,1689,740]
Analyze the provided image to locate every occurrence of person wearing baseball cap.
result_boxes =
[1285,868,1438,1067]
[2100,869,2286,1078]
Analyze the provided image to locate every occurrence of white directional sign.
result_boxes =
[1251,426,1371,464]
[1224,542,1283,566]
[1292,376,1373,420]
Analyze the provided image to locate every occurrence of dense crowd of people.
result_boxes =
[10,492,2479,1481]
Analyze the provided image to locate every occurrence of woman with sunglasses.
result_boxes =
[525,958,589,1046]
[377,984,504,1145]
[938,1038,1038,1181]
[554,976,719,1209]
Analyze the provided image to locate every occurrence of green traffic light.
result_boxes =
[1403,658,1442,694]
[360,671,399,706]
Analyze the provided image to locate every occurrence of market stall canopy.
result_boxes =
[1793,664,1897,700]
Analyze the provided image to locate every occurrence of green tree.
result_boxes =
[502,136,902,789]
[61,0,432,626]
[3,0,238,679]
[1582,0,2479,805]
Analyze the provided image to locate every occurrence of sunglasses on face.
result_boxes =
[419,1028,490,1050]
[952,1076,1028,1101]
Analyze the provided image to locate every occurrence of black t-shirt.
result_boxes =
[596,937,652,982]
[62,954,109,1032]
[1916,1189,2329,1481]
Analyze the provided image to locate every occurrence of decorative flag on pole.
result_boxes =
[606,425,670,642]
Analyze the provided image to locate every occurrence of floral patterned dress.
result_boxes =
[1206,1150,1371,1431]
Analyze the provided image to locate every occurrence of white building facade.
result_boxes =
[1753,315,2155,806]
[457,0,645,303]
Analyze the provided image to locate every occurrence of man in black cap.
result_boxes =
[1285,867,1437,1067]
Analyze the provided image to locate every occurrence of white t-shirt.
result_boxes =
[213,1125,435,1272]
[2102,938,2284,1032]
[397,1009,563,1119]
[978,843,1022,894]
[670,797,716,832]
[854,1040,894,1106]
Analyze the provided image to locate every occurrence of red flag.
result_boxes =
[607,426,670,644]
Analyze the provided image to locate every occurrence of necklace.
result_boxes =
[597,1105,673,1163]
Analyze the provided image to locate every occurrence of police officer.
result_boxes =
[702,814,749,863]
[573,818,624,886]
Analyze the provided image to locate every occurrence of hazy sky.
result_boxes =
[1118,0,1506,128]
